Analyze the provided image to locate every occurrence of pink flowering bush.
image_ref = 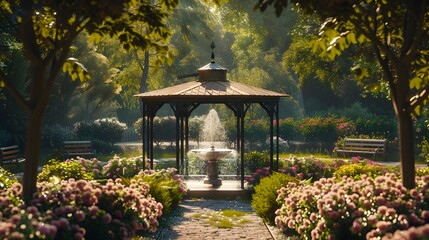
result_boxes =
[133,168,187,216]
[103,156,144,179]
[280,156,347,182]
[74,157,104,179]
[382,224,429,240]
[245,167,270,186]
[336,122,357,137]
[0,178,163,239]
[275,173,429,239]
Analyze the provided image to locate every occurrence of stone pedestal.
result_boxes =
[203,159,222,187]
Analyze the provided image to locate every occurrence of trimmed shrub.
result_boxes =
[42,124,74,149]
[278,117,301,141]
[251,172,298,225]
[354,116,397,139]
[74,118,126,145]
[38,159,95,182]
[244,151,270,173]
[133,168,187,217]
[298,117,338,144]
[134,117,176,146]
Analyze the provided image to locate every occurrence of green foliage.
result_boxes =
[354,117,397,140]
[134,117,176,146]
[297,117,339,144]
[418,138,429,166]
[74,118,127,145]
[133,168,187,216]
[38,160,94,182]
[278,118,301,140]
[41,124,74,149]
[416,167,429,177]
[251,172,298,225]
[0,167,18,190]
[244,151,270,173]
[334,161,396,181]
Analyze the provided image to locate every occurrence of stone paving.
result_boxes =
[157,198,274,240]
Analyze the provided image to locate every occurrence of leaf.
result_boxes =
[410,77,422,90]
[357,34,366,43]
[346,32,357,44]
[0,80,4,88]
[62,58,91,81]
[88,32,102,44]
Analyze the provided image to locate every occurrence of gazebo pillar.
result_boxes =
[171,102,199,175]
[141,102,163,170]
[260,101,280,170]
[226,102,250,189]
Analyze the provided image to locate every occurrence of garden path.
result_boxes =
[157,198,275,240]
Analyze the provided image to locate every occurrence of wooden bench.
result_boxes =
[333,138,387,160]
[0,145,26,165]
[63,141,96,159]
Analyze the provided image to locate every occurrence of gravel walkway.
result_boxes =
[156,198,274,240]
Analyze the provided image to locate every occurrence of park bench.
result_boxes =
[63,141,96,159]
[333,138,387,160]
[0,145,26,165]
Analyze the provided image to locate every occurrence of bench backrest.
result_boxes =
[343,138,387,151]
[64,141,93,154]
[0,145,20,162]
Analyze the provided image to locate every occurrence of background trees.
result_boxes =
[255,0,429,188]
[0,0,179,201]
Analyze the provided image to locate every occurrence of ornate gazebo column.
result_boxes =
[226,102,250,189]
[142,102,163,170]
[260,101,280,170]
[170,102,199,175]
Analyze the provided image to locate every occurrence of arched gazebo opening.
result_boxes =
[135,44,289,189]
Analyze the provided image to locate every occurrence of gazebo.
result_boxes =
[135,44,289,188]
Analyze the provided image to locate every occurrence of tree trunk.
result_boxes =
[397,108,416,189]
[22,110,44,203]
[140,51,150,93]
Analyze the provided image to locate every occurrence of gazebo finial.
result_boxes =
[210,41,216,63]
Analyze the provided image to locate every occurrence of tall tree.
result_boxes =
[255,0,429,188]
[0,0,178,202]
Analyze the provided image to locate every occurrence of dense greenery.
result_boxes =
[251,172,298,224]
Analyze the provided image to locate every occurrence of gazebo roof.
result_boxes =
[134,79,289,103]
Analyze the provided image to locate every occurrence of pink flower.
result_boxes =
[102,213,112,224]
[75,210,85,222]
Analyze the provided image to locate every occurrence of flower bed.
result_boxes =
[0,159,187,239]
[275,173,429,239]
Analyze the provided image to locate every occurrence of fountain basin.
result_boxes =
[190,147,232,187]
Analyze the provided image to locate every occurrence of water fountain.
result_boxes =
[189,109,236,187]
